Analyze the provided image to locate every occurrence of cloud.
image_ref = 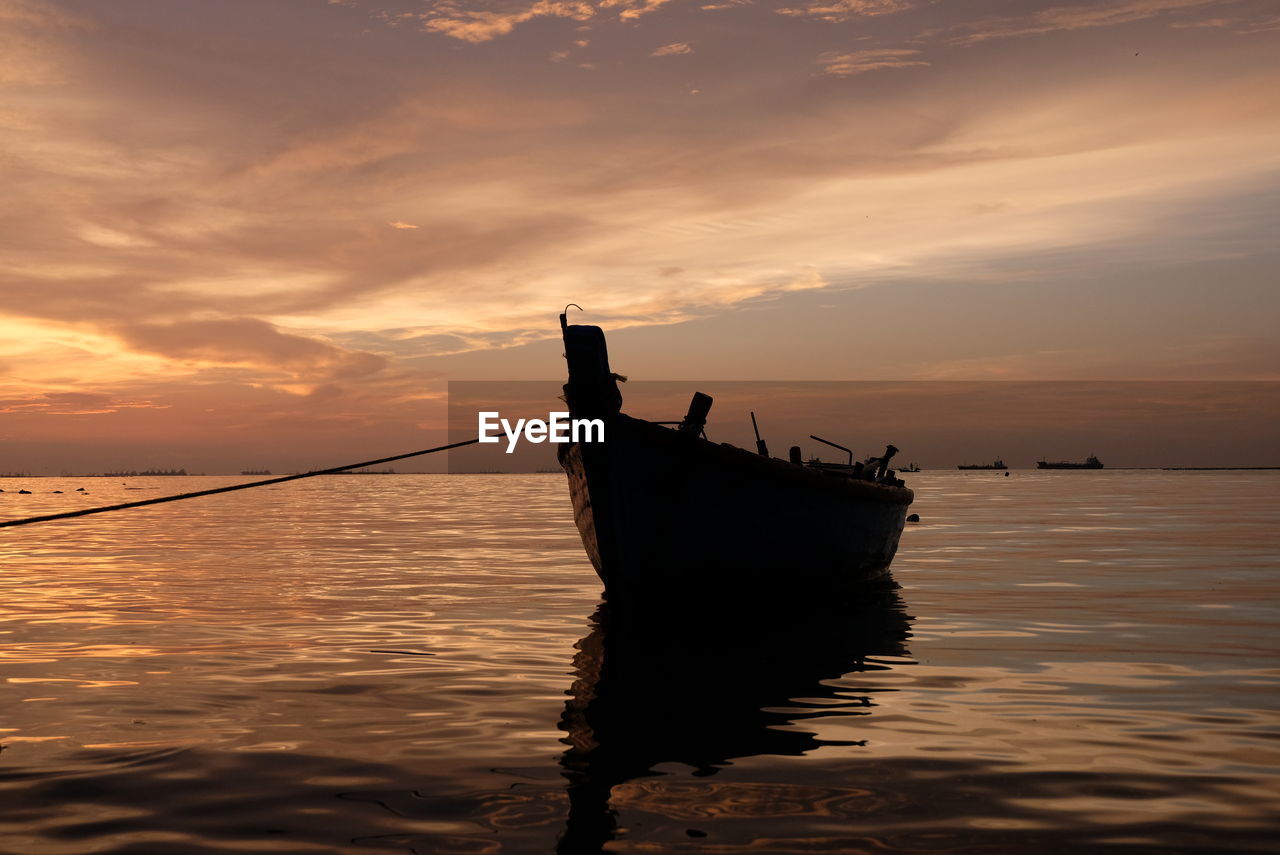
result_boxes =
[388,220,420,229]
[605,0,676,21]
[944,0,1233,44]
[651,42,693,56]
[421,0,595,43]
[0,0,91,86]
[114,319,389,381]
[818,48,929,76]
[0,392,165,416]
[347,0,679,43]
[910,335,1280,381]
[43,392,115,410]
[1169,12,1280,32]
[776,0,913,22]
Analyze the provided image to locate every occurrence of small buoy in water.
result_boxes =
[906,513,920,522]
[52,490,63,494]
[76,487,87,492]
[18,489,31,494]
[1004,471,1010,476]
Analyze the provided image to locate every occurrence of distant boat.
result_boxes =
[556,312,913,605]
[240,469,271,476]
[957,460,1006,470]
[1037,455,1104,470]
[898,462,921,472]
[103,469,187,477]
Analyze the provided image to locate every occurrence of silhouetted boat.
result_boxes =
[957,459,1006,470]
[1037,455,1103,469]
[556,312,913,604]
[899,462,921,472]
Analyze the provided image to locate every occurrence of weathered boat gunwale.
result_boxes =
[597,414,914,505]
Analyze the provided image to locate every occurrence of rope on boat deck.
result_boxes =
[0,438,482,529]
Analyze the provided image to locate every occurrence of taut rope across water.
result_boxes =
[0,438,481,529]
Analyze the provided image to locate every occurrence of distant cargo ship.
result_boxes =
[103,469,187,477]
[958,460,1006,470]
[240,469,272,476]
[1037,455,1104,470]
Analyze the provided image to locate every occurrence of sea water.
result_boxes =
[0,471,1276,853]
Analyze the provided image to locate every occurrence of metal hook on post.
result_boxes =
[560,304,584,330]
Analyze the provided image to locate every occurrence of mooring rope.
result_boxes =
[0,438,481,529]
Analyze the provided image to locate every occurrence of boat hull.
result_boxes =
[560,415,913,604]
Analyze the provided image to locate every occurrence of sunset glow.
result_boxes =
[3,0,1277,472]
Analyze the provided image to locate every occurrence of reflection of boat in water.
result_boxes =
[1037,455,1104,470]
[957,459,1006,470]
[556,588,913,853]
[556,311,913,605]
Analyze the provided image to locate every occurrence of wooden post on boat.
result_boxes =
[678,393,713,435]
[561,306,622,420]
[875,445,900,480]
[750,412,769,457]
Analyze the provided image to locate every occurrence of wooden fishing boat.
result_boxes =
[556,312,913,604]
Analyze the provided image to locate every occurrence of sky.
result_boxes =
[1,0,1278,473]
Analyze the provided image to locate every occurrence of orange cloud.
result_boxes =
[818,48,929,76]
[0,0,91,87]
[776,0,913,22]
[605,0,676,21]
[944,0,1234,44]
[0,393,168,416]
[420,0,595,42]
[651,42,693,56]
[114,319,388,381]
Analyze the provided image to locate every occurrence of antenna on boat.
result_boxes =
[809,435,853,466]
[750,412,769,457]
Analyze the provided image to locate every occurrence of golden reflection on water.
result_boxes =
[0,472,1277,853]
